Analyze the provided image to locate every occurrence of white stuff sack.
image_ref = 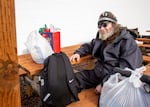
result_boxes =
[25,30,53,64]
[99,66,150,107]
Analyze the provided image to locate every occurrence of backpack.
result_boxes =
[39,52,79,107]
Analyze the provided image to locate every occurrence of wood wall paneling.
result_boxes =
[0,0,21,107]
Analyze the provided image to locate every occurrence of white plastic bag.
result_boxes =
[100,66,150,107]
[25,30,54,64]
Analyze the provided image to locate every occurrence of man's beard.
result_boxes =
[99,29,114,40]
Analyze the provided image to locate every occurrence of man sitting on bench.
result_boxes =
[70,11,143,94]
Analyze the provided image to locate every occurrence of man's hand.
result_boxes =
[70,53,80,62]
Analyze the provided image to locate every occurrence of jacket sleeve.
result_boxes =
[74,39,95,57]
[119,38,143,70]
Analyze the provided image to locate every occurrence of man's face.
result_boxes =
[98,21,115,40]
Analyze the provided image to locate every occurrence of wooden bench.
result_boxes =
[137,44,150,63]
[18,44,98,107]
[18,44,94,77]
[18,42,150,76]
[136,38,150,63]
[18,43,150,107]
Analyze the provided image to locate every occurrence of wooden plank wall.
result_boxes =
[0,0,21,107]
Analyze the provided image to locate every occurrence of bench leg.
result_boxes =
[24,76,40,96]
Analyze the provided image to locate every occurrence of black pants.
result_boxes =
[75,69,104,91]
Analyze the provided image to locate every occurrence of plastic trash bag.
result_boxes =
[99,66,150,107]
[25,30,54,64]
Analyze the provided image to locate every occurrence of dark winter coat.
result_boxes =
[74,28,143,80]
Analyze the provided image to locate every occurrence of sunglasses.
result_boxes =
[98,21,110,29]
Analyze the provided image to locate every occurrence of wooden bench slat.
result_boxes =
[144,64,150,75]
[143,55,150,63]
[19,68,27,75]
[136,38,150,41]
[18,54,43,75]
[138,44,150,48]
[61,44,81,57]
[136,38,150,44]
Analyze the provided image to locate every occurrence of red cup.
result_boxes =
[52,32,60,53]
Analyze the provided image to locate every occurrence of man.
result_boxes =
[70,11,143,94]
